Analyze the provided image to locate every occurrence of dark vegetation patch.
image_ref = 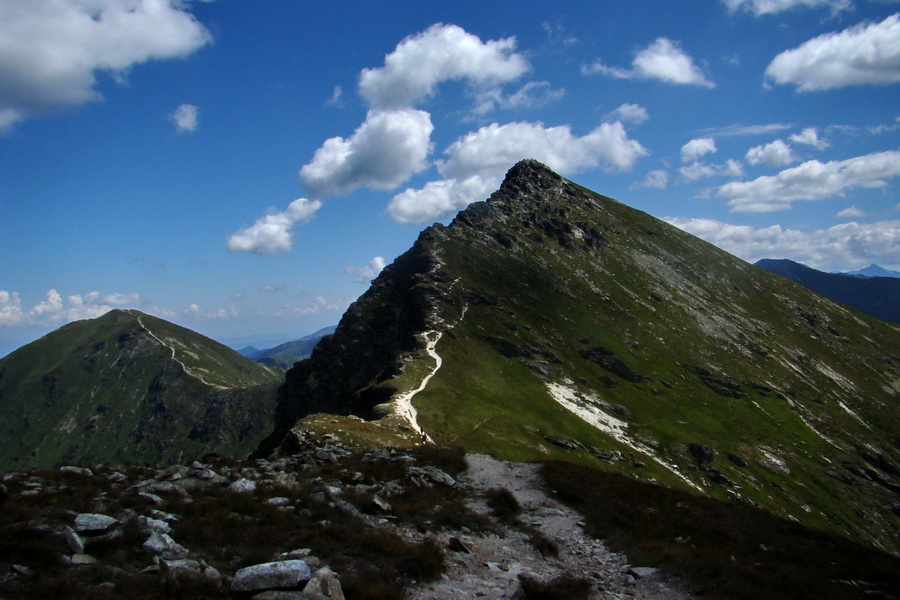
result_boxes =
[0,446,478,600]
[541,460,900,600]
[518,572,592,600]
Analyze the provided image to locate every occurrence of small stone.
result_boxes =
[63,526,85,553]
[142,531,188,556]
[74,513,118,535]
[229,478,257,494]
[70,554,98,565]
[231,560,311,593]
[60,466,93,477]
[138,516,172,534]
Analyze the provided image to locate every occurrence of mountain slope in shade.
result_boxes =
[757,258,900,323]
[252,326,337,369]
[264,160,900,555]
[0,309,282,470]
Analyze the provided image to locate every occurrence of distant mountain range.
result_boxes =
[756,259,900,323]
[843,264,900,278]
[0,309,282,470]
[238,326,336,369]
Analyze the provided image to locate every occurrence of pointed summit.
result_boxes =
[264,163,900,553]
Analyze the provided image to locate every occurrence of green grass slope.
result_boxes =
[0,309,282,470]
[275,160,900,555]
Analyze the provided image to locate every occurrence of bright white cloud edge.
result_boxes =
[668,217,900,272]
[766,13,900,91]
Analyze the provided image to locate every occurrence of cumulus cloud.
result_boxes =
[0,289,140,326]
[722,0,852,15]
[583,38,715,88]
[344,256,386,282]
[766,14,900,91]
[789,127,829,149]
[358,23,530,109]
[681,138,717,162]
[631,169,670,190]
[0,0,212,132]
[227,198,322,255]
[745,139,798,167]
[171,103,198,133]
[667,216,900,271]
[299,109,434,197]
[388,119,648,224]
[717,150,900,212]
[605,103,649,125]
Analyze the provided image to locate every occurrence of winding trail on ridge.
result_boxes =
[392,330,443,436]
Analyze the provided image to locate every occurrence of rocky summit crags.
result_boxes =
[268,160,900,554]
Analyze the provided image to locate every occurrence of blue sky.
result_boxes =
[2,0,899,356]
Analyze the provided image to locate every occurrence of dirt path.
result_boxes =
[409,454,695,600]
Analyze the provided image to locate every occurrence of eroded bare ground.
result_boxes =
[408,454,695,600]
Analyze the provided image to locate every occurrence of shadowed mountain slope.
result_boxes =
[0,309,282,470]
[264,160,900,555]
[757,258,900,323]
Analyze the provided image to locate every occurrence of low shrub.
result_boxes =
[518,573,592,600]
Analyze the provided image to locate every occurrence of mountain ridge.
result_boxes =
[0,308,282,470]
[263,160,900,554]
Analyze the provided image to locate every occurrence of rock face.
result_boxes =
[265,160,900,555]
[0,309,282,470]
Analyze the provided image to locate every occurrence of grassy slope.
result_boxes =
[0,310,281,469]
[395,182,900,553]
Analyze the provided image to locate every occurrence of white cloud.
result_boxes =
[227,198,322,255]
[696,123,793,137]
[667,217,900,271]
[472,81,565,115]
[358,23,530,109]
[388,119,648,224]
[0,0,212,132]
[766,14,900,91]
[0,288,140,326]
[344,256,386,282]
[837,205,867,218]
[680,159,745,182]
[184,303,239,319]
[718,150,900,212]
[745,139,798,167]
[171,103,198,133]
[583,38,715,88]
[299,109,434,197]
[631,169,670,190]
[275,296,341,316]
[789,127,829,149]
[259,283,286,293]
[722,0,852,15]
[681,137,717,162]
[326,85,343,107]
[605,103,649,125]
[389,176,498,225]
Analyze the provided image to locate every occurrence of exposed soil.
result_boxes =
[408,454,695,600]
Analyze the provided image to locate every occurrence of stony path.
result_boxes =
[408,454,695,600]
